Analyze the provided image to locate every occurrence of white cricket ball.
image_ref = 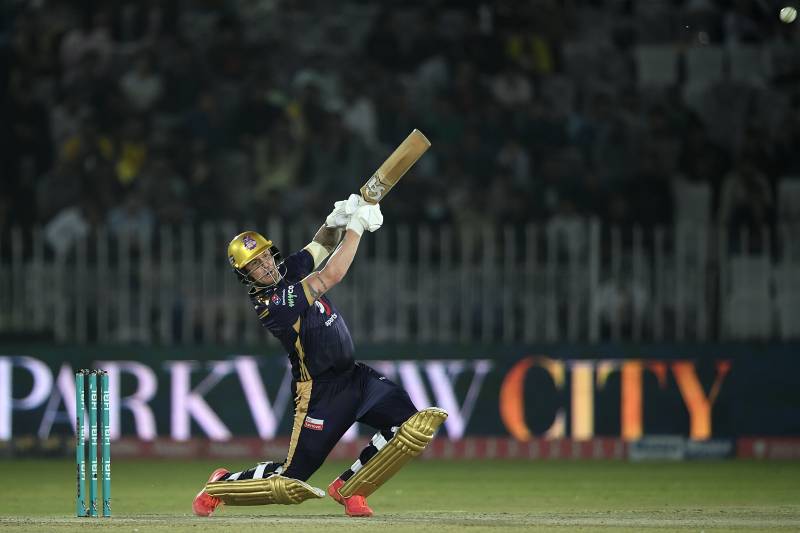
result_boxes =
[780,6,797,23]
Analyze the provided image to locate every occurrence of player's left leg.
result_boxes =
[333,383,417,490]
[328,364,447,516]
[327,426,398,516]
[333,427,400,491]
[338,406,447,498]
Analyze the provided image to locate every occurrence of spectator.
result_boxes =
[460,10,503,75]
[718,160,774,253]
[546,197,587,260]
[51,93,91,148]
[723,0,767,44]
[35,158,84,224]
[489,64,532,109]
[7,75,52,178]
[363,9,404,70]
[43,203,91,257]
[63,50,117,120]
[425,93,466,154]
[141,155,189,226]
[60,117,115,171]
[341,81,379,150]
[184,90,229,151]
[252,118,304,208]
[303,113,366,203]
[107,186,155,245]
[60,10,113,86]
[115,118,149,188]
[376,84,416,149]
[0,0,792,242]
[497,138,531,189]
[184,141,224,220]
[119,51,164,113]
[159,37,206,115]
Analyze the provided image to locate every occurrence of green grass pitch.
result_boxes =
[1,459,799,532]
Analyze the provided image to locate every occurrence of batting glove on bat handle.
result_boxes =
[325,200,349,228]
[347,204,383,236]
[325,194,371,228]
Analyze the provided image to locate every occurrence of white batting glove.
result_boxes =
[325,194,371,228]
[346,203,383,236]
[325,200,349,228]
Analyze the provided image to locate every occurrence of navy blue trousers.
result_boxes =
[282,362,417,481]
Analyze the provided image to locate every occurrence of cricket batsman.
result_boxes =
[192,194,448,517]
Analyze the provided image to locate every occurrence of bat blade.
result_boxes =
[360,129,431,204]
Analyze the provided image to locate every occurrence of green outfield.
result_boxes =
[1,459,799,532]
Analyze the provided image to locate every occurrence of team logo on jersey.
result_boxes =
[242,235,258,250]
[303,416,324,431]
[271,293,282,305]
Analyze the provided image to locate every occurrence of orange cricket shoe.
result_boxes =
[192,467,229,517]
[327,478,373,517]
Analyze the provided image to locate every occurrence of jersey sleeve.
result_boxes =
[282,249,315,282]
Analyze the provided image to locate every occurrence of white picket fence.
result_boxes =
[0,220,797,343]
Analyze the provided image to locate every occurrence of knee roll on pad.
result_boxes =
[204,475,325,505]
[338,407,448,499]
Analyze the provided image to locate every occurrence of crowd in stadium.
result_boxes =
[2,0,799,242]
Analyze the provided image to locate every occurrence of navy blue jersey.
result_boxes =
[249,249,355,381]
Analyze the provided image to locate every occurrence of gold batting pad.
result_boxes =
[204,475,325,506]
[338,407,448,499]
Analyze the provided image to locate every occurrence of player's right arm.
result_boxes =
[302,203,382,300]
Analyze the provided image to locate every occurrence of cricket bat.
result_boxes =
[359,129,431,204]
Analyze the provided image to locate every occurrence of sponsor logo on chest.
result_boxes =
[287,285,296,307]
